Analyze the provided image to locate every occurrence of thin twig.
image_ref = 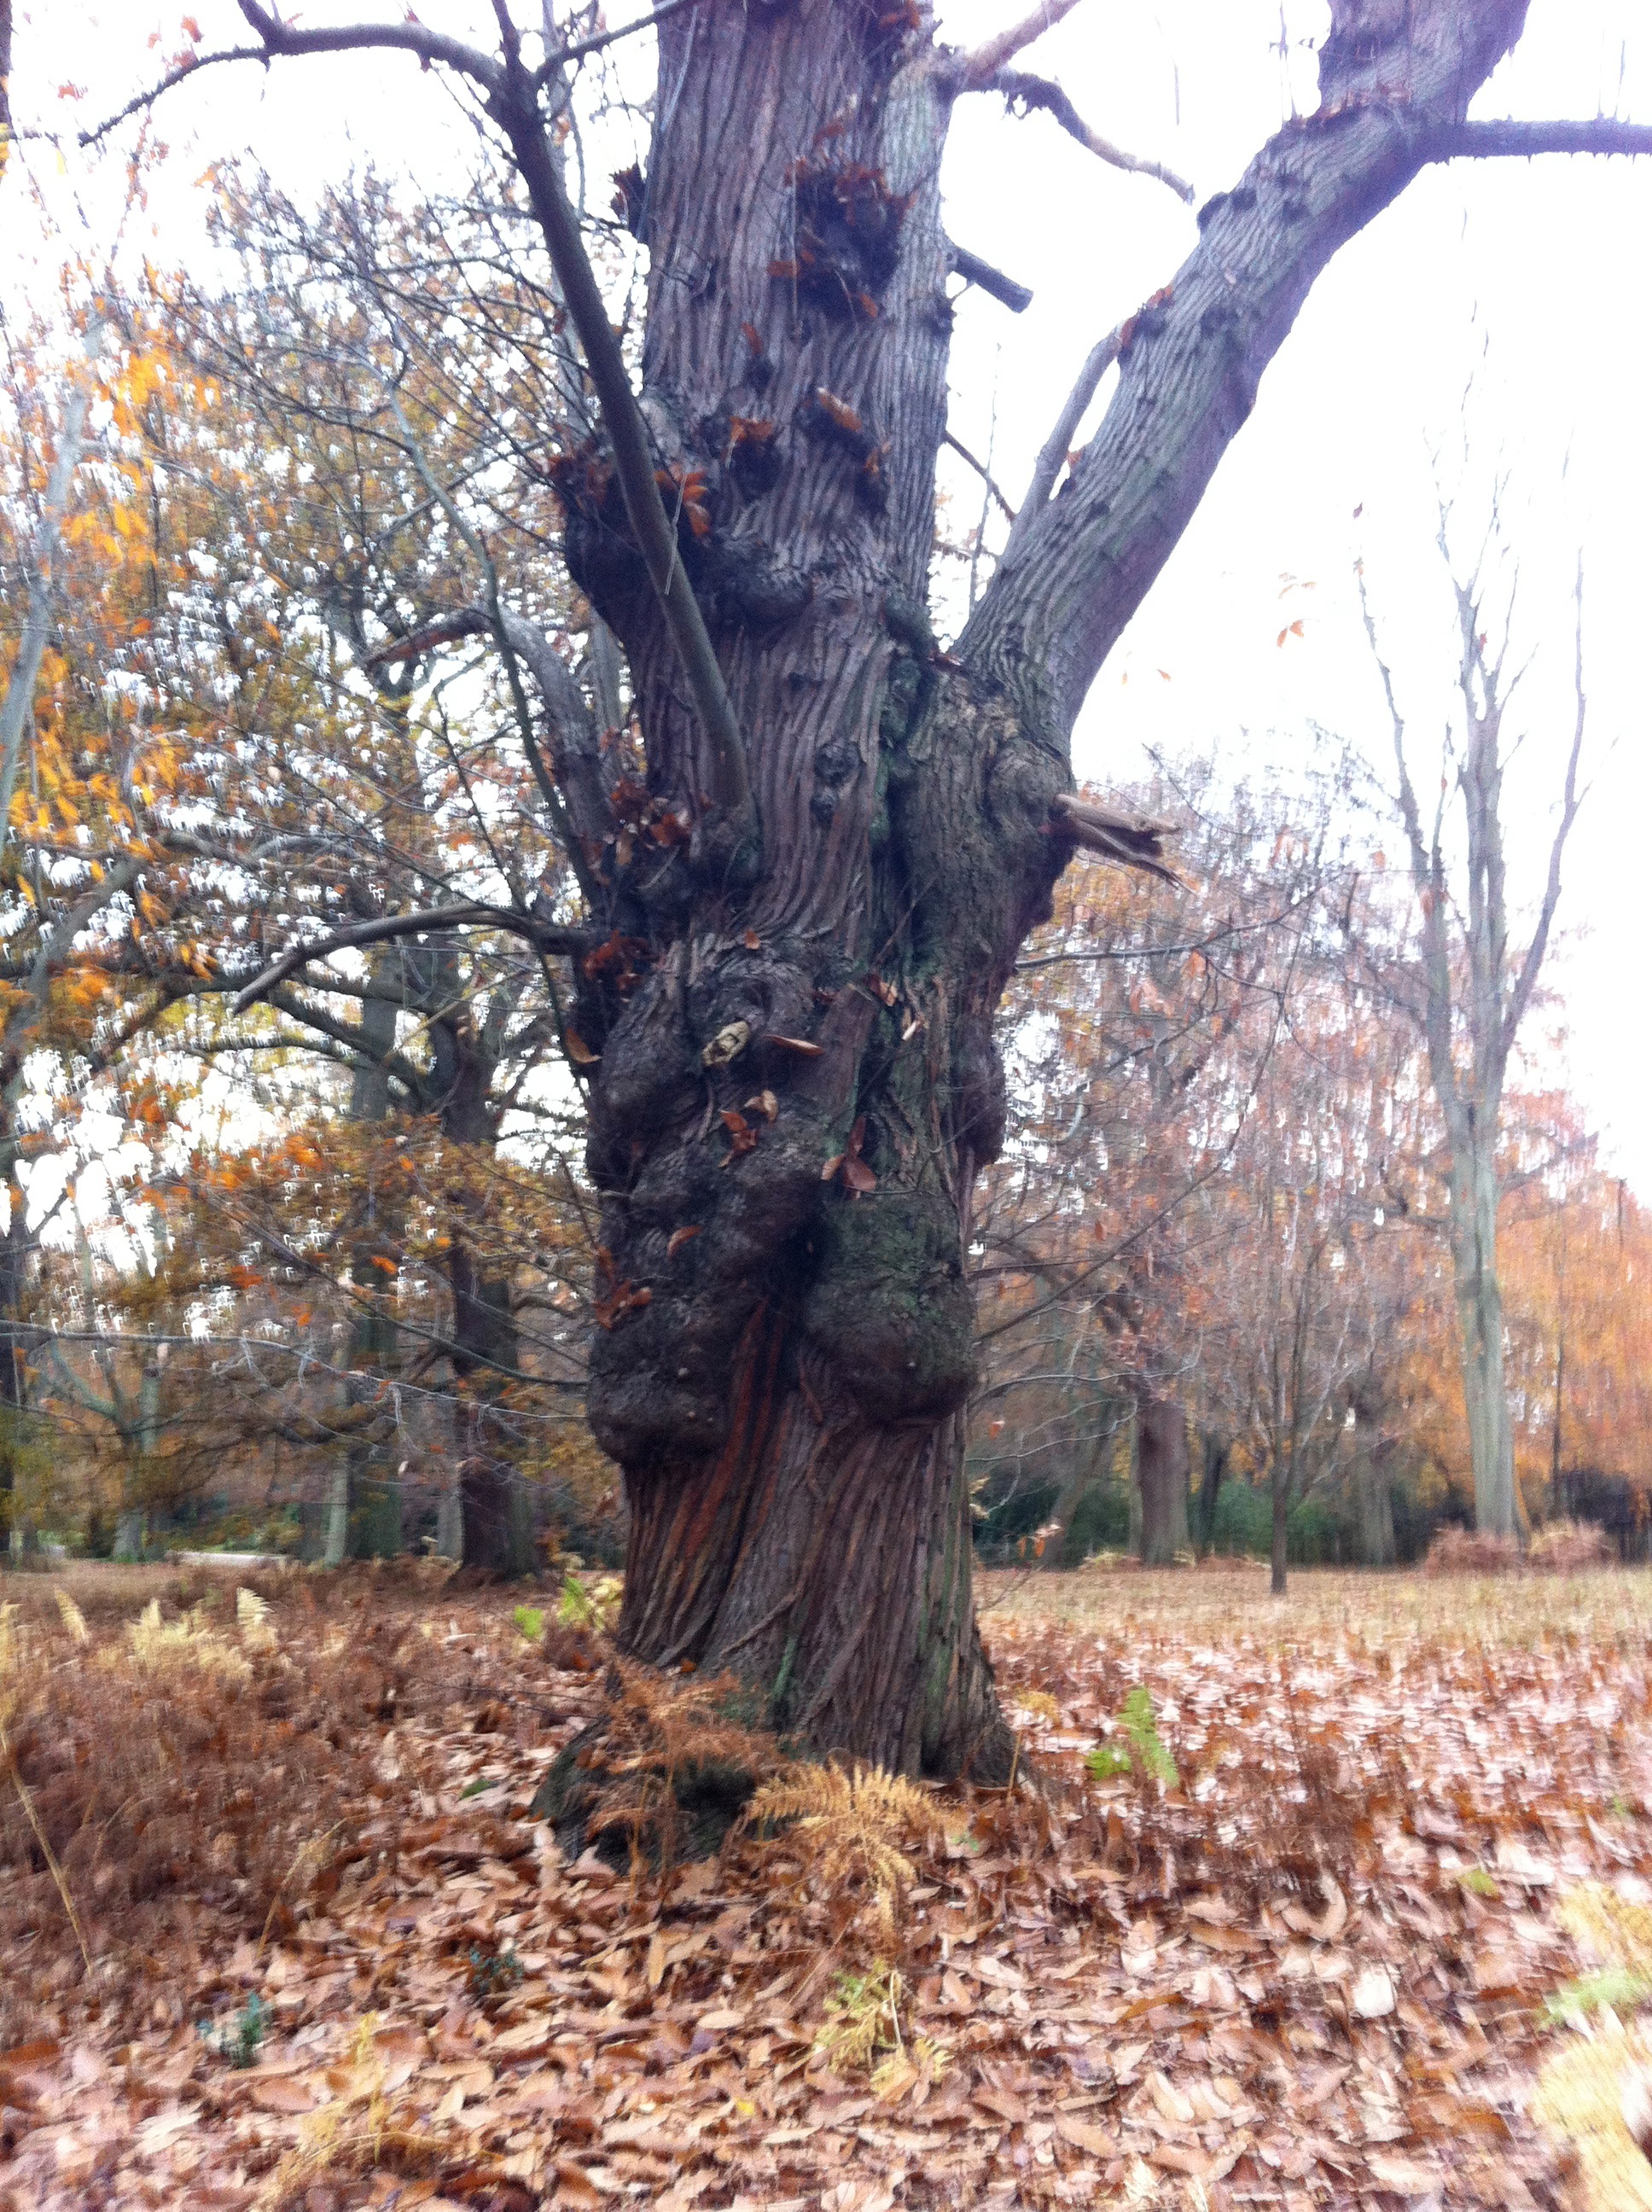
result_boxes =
[984,67,1195,202]
[945,428,1015,524]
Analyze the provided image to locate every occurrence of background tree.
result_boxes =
[1361,527,1586,1540]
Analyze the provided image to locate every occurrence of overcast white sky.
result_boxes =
[8,1,1652,1186]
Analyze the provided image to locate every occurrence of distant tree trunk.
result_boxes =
[0,1178,23,1562]
[1446,1135,1521,1540]
[1136,1395,1190,1565]
[327,988,403,1567]
[1270,1455,1291,1596]
[1550,1309,1566,1518]
[1365,541,1584,1542]
[433,1010,528,1571]
[1194,1431,1229,1557]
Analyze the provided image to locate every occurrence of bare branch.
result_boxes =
[980,67,1195,202]
[1432,118,1652,162]
[491,62,755,831]
[944,429,1016,523]
[79,46,267,148]
[1501,556,1586,1061]
[948,242,1033,314]
[231,2,501,91]
[956,0,1088,90]
[999,319,1122,563]
[968,4,1652,727]
[359,610,490,671]
[536,0,701,84]
[230,904,590,1016]
[1050,793,1181,883]
[1356,562,1462,1129]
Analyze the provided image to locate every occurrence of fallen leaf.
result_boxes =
[1148,2068,1195,2124]
[247,2073,317,2114]
[1367,2152,1440,2194]
[135,2104,201,2154]
[1056,2114,1117,2156]
[1351,1965,1398,2018]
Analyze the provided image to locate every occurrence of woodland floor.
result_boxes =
[6,1559,1652,2211]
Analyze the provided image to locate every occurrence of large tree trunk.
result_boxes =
[557,13,1018,1778]
[515,0,1544,1773]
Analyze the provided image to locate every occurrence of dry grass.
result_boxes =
[0,1561,564,2041]
[980,1560,1652,1649]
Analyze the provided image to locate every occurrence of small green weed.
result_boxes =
[467,1942,524,2001]
[557,1574,622,1630]
[815,1963,905,2073]
[1086,1685,1178,1788]
[459,1774,503,1800]
[1457,1867,1499,1897]
[1542,1966,1652,2028]
[512,1605,544,1641]
[199,1992,270,2068]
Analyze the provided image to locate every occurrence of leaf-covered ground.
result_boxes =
[5,1562,1652,2210]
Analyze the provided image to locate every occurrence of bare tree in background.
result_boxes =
[1363,531,1586,1541]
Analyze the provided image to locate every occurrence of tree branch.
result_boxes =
[229,903,590,1016]
[0,322,104,852]
[231,2,501,91]
[535,0,701,84]
[944,429,1016,522]
[79,46,268,148]
[999,318,1122,563]
[955,0,1089,90]
[948,242,1033,313]
[1501,556,1585,1062]
[980,67,1195,202]
[490,60,755,830]
[115,9,753,846]
[1049,793,1180,883]
[1431,118,1652,163]
[966,0,1591,727]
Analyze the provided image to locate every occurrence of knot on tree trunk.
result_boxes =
[802,1185,976,1425]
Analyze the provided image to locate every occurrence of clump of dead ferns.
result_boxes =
[0,1570,501,2038]
[741,1759,950,1947]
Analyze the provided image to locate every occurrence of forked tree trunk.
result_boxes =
[495,0,1555,1773]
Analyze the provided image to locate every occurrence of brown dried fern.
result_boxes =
[744,1761,948,1945]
